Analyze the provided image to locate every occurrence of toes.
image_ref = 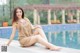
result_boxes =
[45,47,49,49]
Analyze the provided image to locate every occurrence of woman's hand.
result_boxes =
[34,25,42,29]
[6,42,9,46]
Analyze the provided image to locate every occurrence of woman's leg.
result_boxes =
[33,25,48,41]
[27,35,60,51]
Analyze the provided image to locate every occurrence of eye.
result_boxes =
[20,11,22,13]
[16,11,21,13]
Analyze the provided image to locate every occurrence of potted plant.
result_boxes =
[8,19,12,26]
[2,17,9,27]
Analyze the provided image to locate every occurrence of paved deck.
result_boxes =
[0,38,80,53]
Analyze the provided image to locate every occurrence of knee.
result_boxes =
[35,25,42,29]
[35,26,43,31]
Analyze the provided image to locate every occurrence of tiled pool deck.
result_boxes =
[0,38,80,53]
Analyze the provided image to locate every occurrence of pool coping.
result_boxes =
[1,24,80,31]
[0,38,80,53]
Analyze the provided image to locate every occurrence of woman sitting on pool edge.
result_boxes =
[6,7,61,51]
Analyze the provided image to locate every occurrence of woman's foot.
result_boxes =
[49,45,61,51]
[50,47,61,51]
[46,45,61,51]
[45,47,49,49]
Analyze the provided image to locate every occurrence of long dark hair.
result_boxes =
[12,7,24,24]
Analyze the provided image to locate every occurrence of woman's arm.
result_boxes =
[7,23,17,46]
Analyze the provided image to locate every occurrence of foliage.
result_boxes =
[8,19,12,26]
[2,17,10,22]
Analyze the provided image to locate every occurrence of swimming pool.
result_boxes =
[0,24,80,50]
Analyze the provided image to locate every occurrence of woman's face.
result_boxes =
[16,9,22,19]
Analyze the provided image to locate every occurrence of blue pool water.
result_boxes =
[0,24,80,49]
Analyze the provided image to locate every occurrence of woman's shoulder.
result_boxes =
[24,17,29,20]
[24,17,30,21]
[12,22,17,26]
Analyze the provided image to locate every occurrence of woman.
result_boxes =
[7,7,61,51]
